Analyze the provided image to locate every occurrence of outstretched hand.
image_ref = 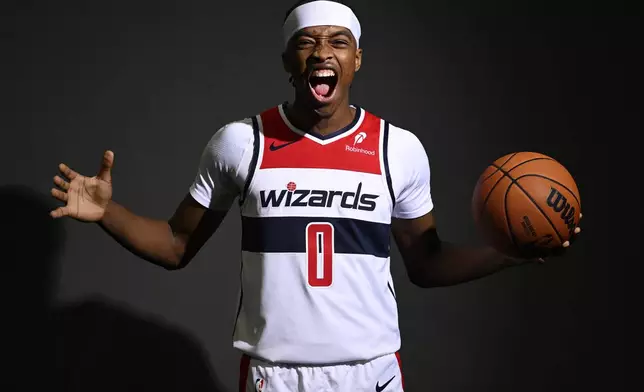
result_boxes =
[50,150,115,222]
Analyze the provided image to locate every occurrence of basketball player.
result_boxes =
[49,1,581,391]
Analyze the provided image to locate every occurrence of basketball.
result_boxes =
[472,152,581,258]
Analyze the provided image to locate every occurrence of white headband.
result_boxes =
[282,1,361,48]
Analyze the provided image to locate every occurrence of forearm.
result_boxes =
[407,242,515,288]
[98,200,181,269]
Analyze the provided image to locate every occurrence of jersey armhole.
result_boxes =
[382,121,397,210]
[238,115,261,206]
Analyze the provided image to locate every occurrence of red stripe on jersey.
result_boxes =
[395,351,405,389]
[259,107,382,175]
[238,354,251,392]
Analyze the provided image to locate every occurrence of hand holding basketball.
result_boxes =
[472,152,582,261]
[50,150,114,222]
[511,212,582,264]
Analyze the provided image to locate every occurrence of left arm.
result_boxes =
[392,212,517,288]
[386,126,521,288]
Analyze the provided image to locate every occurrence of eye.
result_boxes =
[296,40,315,49]
[331,39,349,46]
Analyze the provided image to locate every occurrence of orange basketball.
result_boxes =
[472,152,581,258]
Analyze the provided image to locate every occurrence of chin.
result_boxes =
[306,89,345,114]
[311,106,335,118]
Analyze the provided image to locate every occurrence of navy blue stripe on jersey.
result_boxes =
[382,121,396,209]
[241,216,391,258]
[233,116,259,335]
[239,116,261,206]
[231,256,244,339]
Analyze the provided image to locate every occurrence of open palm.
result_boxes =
[50,150,114,222]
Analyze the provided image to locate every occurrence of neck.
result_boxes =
[286,98,355,136]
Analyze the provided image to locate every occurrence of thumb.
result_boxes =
[97,150,114,182]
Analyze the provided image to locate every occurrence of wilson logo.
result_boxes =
[259,182,379,211]
[546,187,577,236]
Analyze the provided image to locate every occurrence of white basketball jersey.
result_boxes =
[233,105,400,364]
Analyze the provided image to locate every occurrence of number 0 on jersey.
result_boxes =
[306,223,334,287]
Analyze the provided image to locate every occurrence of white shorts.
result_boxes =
[239,352,405,392]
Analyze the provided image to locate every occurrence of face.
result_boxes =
[282,25,362,115]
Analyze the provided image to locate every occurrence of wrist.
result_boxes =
[486,247,524,268]
[98,200,114,224]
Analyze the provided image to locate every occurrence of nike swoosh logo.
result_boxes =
[375,375,395,392]
[269,140,298,151]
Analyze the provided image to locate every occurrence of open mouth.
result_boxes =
[308,69,338,102]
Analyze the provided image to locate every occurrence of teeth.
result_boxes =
[312,69,336,77]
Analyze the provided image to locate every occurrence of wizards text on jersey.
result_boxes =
[259,182,379,212]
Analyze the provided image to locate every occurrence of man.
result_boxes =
[50,1,581,391]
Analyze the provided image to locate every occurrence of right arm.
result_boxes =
[98,195,225,270]
[51,120,253,270]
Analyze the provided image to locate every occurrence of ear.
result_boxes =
[282,51,293,75]
[355,48,363,73]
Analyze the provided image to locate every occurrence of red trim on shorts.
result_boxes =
[239,354,251,392]
[395,352,405,389]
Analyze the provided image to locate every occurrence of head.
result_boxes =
[281,0,363,116]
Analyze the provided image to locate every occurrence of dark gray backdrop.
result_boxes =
[4,1,635,391]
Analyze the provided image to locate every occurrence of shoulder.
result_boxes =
[360,108,425,152]
[377,118,431,183]
[209,104,284,146]
[386,122,425,155]
[204,118,256,155]
[378,120,434,216]
[208,117,255,148]
[197,117,258,171]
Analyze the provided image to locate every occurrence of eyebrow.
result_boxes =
[294,29,354,41]
[330,29,353,38]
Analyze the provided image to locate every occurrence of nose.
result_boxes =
[311,40,333,62]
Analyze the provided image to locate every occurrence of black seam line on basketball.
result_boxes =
[508,158,554,173]
[513,174,581,208]
[481,153,517,182]
[504,181,519,248]
[492,164,564,244]
[506,157,554,173]
[481,167,510,211]
[484,158,552,209]
[480,158,556,217]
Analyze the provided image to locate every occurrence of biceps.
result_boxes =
[391,212,440,260]
[168,194,227,259]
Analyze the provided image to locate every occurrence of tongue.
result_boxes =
[314,84,330,97]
